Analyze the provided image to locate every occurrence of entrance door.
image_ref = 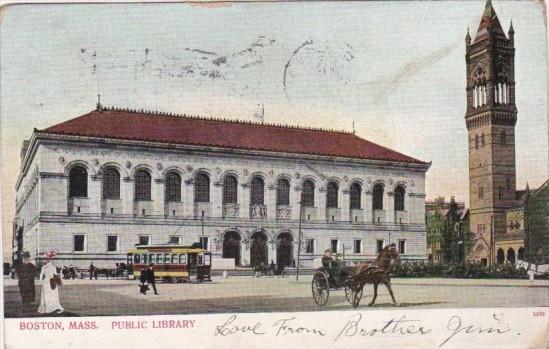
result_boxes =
[250,231,268,267]
[276,233,293,267]
[222,231,241,267]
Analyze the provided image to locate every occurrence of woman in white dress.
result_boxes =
[38,251,64,314]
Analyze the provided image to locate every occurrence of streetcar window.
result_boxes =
[164,254,170,263]
[143,254,147,264]
[149,254,155,264]
[179,254,187,264]
[171,254,177,264]
[127,254,133,265]
[204,254,211,266]
[157,254,163,264]
[134,254,140,264]
[198,254,204,266]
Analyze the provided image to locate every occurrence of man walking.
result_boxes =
[16,251,36,314]
[146,263,159,295]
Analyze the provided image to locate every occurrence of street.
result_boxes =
[3,276,548,318]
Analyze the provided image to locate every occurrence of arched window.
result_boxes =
[69,166,88,198]
[165,172,181,202]
[350,183,362,210]
[326,181,338,208]
[475,135,479,149]
[301,180,315,207]
[481,133,485,147]
[372,184,384,210]
[394,185,405,211]
[250,176,265,205]
[478,186,484,199]
[276,178,290,206]
[194,172,210,203]
[102,167,120,199]
[223,175,238,204]
[134,170,151,201]
[501,131,507,146]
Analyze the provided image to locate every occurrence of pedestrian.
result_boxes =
[16,251,36,313]
[89,262,95,280]
[138,267,149,294]
[38,251,64,314]
[69,265,76,280]
[146,263,159,295]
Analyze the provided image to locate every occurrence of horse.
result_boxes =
[516,259,549,281]
[352,244,401,307]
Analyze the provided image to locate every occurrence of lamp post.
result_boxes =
[296,201,303,281]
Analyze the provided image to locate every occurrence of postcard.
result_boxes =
[1,0,548,348]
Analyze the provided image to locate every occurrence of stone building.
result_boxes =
[425,197,470,264]
[13,106,430,269]
[465,0,519,265]
[523,180,549,265]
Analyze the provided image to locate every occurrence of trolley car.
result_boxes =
[127,243,212,282]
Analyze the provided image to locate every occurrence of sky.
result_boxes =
[1,1,548,261]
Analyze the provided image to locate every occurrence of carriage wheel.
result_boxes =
[351,286,364,308]
[311,273,330,306]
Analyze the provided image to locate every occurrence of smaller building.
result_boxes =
[426,197,470,264]
[523,180,549,264]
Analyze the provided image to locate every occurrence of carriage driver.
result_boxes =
[321,249,341,285]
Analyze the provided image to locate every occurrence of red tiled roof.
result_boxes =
[40,107,427,165]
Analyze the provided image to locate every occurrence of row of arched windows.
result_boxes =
[68,166,406,211]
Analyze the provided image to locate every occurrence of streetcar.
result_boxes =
[127,243,212,282]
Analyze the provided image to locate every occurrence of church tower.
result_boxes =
[465,0,517,265]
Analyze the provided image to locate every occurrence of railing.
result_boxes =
[350,208,364,223]
[249,204,267,219]
[101,199,122,216]
[373,209,386,223]
[276,205,292,220]
[68,197,89,215]
[302,206,317,221]
[194,202,212,218]
[134,200,154,217]
[164,201,185,217]
[222,203,240,218]
[395,210,408,224]
[326,207,341,222]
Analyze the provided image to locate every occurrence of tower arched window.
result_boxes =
[165,172,181,202]
[372,184,384,210]
[350,183,362,210]
[326,181,339,208]
[501,131,507,146]
[478,186,484,199]
[250,176,264,205]
[481,133,485,147]
[475,135,479,149]
[301,180,315,207]
[194,172,210,203]
[134,170,151,201]
[276,178,290,206]
[102,167,120,199]
[69,166,88,198]
[394,185,405,211]
[222,175,238,204]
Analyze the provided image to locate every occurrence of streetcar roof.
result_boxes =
[127,244,209,254]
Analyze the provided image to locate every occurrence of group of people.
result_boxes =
[61,265,78,280]
[16,251,64,315]
[139,263,159,295]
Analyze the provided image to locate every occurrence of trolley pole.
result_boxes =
[296,202,303,281]
[201,211,205,249]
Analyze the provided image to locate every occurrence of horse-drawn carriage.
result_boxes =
[312,244,400,308]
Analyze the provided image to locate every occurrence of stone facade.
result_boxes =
[13,114,430,269]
